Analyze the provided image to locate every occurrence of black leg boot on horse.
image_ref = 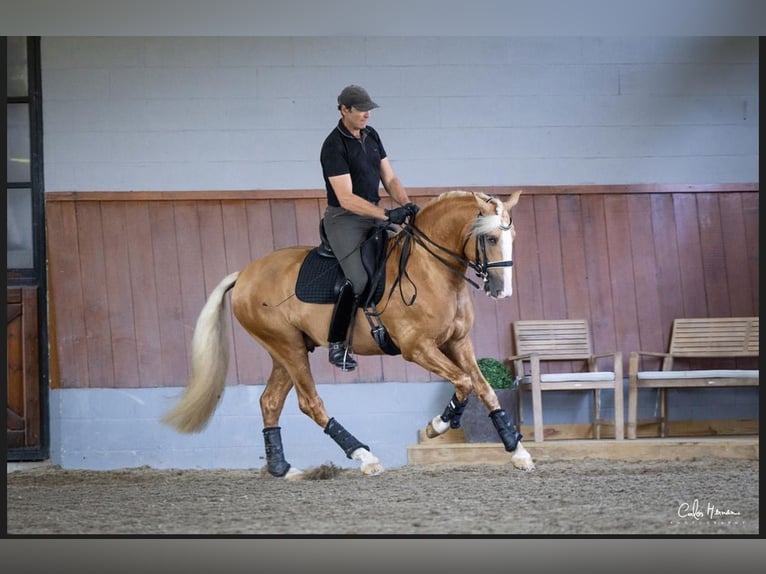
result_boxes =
[327,279,358,371]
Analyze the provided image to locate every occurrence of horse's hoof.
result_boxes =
[284,467,305,481]
[509,442,535,471]
[511,453,535,471]
[361,462,384,476]
[426,416,449,438]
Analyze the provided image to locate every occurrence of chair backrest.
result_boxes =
[668,317,759,357]
[513,319,593,359]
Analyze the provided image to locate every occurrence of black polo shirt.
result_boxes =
[320,120,387,207]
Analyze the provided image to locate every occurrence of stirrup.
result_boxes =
[329,342,357,372]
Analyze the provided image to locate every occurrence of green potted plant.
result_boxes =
[461,357,519,443]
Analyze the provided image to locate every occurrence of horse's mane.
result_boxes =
[430,190,507,236]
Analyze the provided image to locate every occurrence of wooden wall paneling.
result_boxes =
[533,194,570,373]
[697,193,731,317]
[627,194,665,360]
[196,201,235,385]
[718,193,755,317]
[580,195,617,357]
[43,187,758,391]
[221,200,262,385]
[514,193,544,321]
[603,194,640,371]
[100,202,140,388]
[46,201,89,388]
[148,201,189,387]
[293,198,322,247]
[472,280,503,361]
[558,195,591,321]
[648,194,683,355]
[534,195,567,320]
[124,202,163,388]
[270,199,298,250]
[672,194,707,318]
[174,201,208,387]
[22,287,41,446]
[741,192,759,313]
[76,202,115,388]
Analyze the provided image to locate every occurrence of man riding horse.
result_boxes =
[320,84,419,371]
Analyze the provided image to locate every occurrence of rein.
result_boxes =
[370,210,514,311]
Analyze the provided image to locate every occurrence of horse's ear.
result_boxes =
[504,190,523,211]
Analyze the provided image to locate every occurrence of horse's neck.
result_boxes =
[393,207,475,285]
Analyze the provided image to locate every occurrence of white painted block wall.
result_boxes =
[42,37,758,191]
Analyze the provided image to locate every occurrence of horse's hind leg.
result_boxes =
[260,360,304,480]
[262,340,383,476]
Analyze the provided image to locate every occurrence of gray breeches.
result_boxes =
[322,205,378,297]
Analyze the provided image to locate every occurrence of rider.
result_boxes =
[320,84,419,371]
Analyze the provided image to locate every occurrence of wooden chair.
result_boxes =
[627,316,759,439]
[507,319,624,442]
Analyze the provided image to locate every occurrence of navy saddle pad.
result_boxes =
[295,228,388,305]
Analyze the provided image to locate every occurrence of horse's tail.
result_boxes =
[161,271,240,433]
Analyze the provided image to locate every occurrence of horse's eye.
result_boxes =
[487,236,498,245]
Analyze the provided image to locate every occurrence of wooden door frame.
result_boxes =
[5,36,49,461]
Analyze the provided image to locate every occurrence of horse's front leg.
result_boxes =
[431,338,535,471]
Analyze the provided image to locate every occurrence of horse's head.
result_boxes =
[468,190,522,298]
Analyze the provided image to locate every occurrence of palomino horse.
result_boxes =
[162,190,535,478]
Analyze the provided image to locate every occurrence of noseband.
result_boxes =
[470,225,514,288]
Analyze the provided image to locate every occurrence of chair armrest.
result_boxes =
[507,353,534,362]
[589,351,623,374]
[629,350,672,372]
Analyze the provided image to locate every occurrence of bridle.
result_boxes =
[384,206,514,304]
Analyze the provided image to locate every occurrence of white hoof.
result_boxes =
[511,443,536,471]
[352,448,385,476]
[284,467,305,481]
[426,416,450,438]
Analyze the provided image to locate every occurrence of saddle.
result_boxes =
[295,221,400,355]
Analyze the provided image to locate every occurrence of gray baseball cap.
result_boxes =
[337,85,379,111]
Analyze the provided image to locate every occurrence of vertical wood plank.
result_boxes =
[124,202,163,388]
[76,202,115,388]
[673,194,707,318]
[740,193,759,313]
[270,199,298,250]
[101,202,140,388]
[718,193,754,317]
[294,198,322,247]
[628,195,665,356]
[197,201,235,385]
[534,195,567,319]
[514,193,543,320]
[174,201,207,387]
[581,195,616,355]
[696,193,730,317]
[221,200,262,385]
[558,195,591,321]
[148,202,189,387]
[650,194,683,351]
[46,201,89,388]
[604,194,640,370]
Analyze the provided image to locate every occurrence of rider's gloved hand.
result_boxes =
[404,202,420,217]
[385,204,411,225]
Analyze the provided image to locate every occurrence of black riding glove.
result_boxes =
[405,202,420,217]
[385,205,410,224]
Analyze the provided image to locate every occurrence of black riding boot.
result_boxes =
[328,279,358,371]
